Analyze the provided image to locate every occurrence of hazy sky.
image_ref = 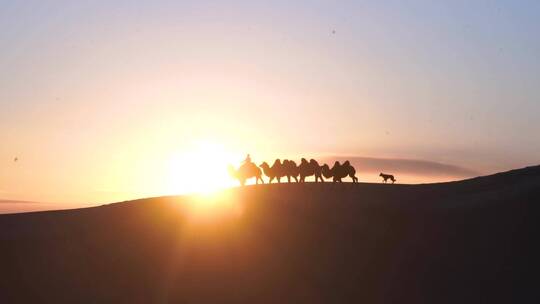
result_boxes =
[1,1,539,205]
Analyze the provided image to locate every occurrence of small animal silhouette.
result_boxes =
[379,173,396,184]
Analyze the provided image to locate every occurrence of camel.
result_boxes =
[379,173,396,184]
[259,159,287,183]
[282,159,299,183]
[228,162,264,186]
[322,161,358,183]
[298,158,324,182]
[321,164,334,180]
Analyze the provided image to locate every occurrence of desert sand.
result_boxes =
[1,166,539,303]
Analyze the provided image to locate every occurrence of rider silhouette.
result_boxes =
[242,154,252,165]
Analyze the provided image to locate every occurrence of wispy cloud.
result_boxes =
[320,156,480,178]
[0,200,43,204]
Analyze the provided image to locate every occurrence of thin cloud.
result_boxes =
[0,200,43,204]
[320,156,481,178]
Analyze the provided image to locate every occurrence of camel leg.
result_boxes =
[277,177,281,183]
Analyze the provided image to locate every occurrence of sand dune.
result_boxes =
[1,166,539,303]
[0,200,59,215]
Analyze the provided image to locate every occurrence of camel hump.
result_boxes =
[343,160,350,166]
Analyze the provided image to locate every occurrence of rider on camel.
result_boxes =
[242,154,252,165]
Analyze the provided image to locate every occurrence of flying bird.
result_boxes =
[14,157,18,162]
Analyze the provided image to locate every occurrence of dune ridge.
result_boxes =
[0,165,539,303]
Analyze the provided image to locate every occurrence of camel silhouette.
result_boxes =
[298,158,324,182]
[322,161,358,183]
[228,162,264,186]
[379,173,396,184]
[282,159,300,183]
[259,159,287,183]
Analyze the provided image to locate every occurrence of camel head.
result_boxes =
[379,173,383,177]
[321,164,333,178]
[259,162,270,170]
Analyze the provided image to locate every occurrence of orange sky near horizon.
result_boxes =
[1,1,540,209]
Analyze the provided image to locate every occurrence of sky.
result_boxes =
[1,0,539,208]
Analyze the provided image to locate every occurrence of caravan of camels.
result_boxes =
[228,156,359,186]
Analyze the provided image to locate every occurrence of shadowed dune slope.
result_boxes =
[1,166,540,303]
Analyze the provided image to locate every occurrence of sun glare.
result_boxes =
[181,189,245,224]
[166,140,238,195]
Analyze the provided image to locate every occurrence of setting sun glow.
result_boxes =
[166,141,238,195]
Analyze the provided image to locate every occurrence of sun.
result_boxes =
[165,140,238,194]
